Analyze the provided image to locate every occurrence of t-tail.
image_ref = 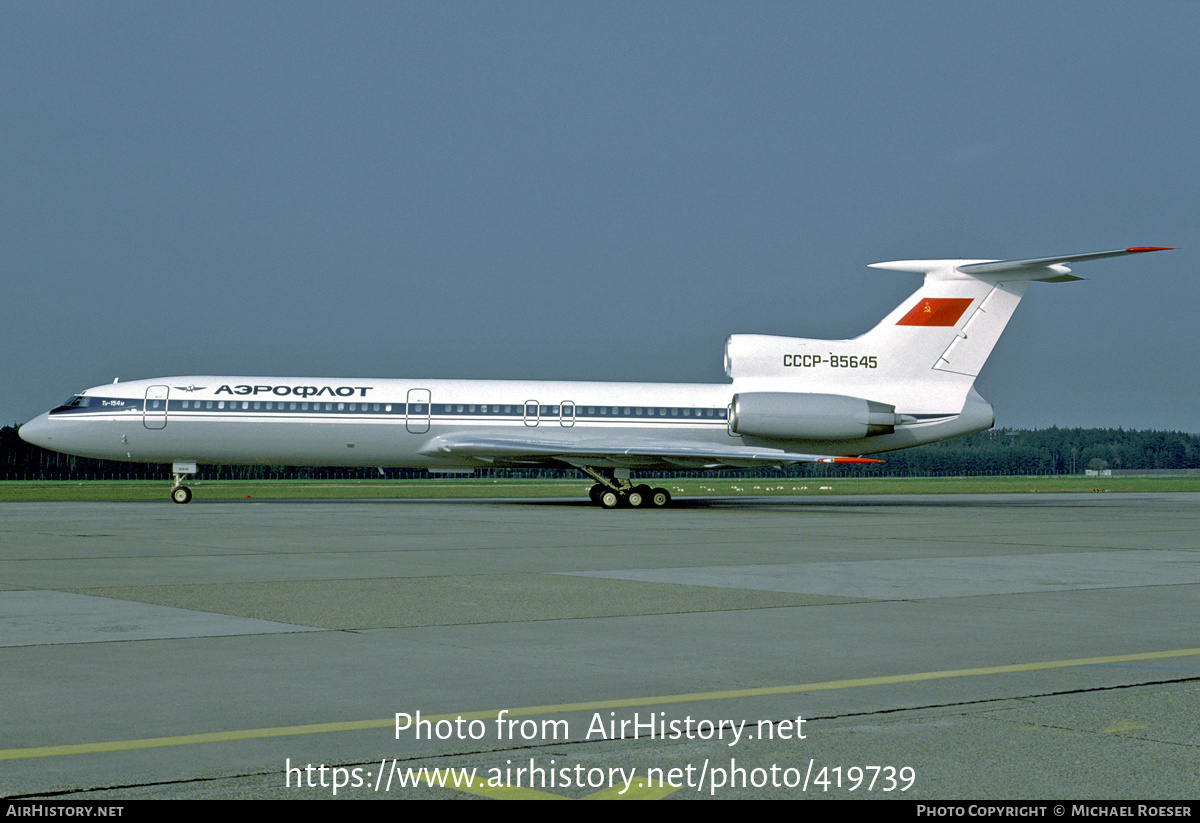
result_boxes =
[722,247,1171,453]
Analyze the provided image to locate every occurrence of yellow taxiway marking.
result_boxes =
[1103,721,1151,733]
[445,774,568,801]
[4,647,1198,761]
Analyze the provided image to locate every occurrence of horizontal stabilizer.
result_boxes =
[956,247,1172,277]
[868,244,1166,283]
[869,246,1171,282]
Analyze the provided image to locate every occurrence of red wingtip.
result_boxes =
[1125,246,1173,253]
[831,457,885,464]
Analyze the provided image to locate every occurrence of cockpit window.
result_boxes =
[63,395,91,408]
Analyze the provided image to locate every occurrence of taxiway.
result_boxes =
[2,493,1197,799]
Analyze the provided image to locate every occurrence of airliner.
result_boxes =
[19,246,1169,508]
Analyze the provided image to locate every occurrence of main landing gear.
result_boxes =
[580,467,672,509]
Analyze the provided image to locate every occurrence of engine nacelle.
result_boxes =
[725,334,785,379]
[729,392,898,440]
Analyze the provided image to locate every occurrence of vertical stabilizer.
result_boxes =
[724,247,1170,415]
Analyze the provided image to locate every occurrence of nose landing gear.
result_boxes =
[170,461,197,504]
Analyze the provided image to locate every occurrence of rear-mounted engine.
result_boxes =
[729,392,897,440]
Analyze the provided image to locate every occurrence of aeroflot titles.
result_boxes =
[214,384,374,398]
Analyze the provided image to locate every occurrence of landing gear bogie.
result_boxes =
[579,467,673,510]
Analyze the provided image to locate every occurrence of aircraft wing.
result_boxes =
[417,432,881,470]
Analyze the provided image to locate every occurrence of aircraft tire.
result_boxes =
[588,484,605,504]
[626,488,645,508]
[649,487,671,508]
[599,490,621,509]
[171,486,193,505]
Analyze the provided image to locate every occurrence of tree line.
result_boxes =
[4,424,1198,482]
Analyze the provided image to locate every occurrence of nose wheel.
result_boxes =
[170,463,197,504]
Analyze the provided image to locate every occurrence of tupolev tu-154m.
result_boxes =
[19,246,1170,508]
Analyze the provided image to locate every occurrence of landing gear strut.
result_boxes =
[579,468,671,509]
[170,461,197,504]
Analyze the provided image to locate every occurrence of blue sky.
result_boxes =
[3,1,1196,431]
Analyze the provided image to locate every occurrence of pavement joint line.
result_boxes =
[4,646,1198,761]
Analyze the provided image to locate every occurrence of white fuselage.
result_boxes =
[17,374,986,470]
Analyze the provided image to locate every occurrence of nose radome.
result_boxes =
[18,413,53,450]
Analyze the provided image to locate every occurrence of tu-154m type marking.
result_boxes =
[19,246,1170,508]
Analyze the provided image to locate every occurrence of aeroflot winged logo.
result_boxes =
[896,297,974,327]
